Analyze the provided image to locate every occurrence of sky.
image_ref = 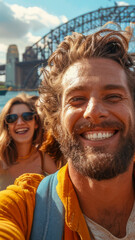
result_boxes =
[0,0,134,81]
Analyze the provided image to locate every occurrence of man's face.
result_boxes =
[57,58,135,180]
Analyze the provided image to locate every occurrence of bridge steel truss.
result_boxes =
[22,5,135,88]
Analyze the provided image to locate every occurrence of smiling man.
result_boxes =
[0,29,135,240]
[59,58,135,182]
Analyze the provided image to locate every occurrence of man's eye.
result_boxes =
[69,96,87,106]
[104,94,123,102]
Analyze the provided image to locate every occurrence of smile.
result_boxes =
[15,128,29,134]
[81,131,116,141]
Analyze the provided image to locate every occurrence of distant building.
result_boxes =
[23,46,37,62]
[5,45,19,87]
[5,45,38,89]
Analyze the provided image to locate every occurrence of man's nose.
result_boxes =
[83,98,109,121]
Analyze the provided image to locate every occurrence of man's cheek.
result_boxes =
[63,109,82,135]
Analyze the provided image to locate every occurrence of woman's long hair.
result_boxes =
[40,129,66,169]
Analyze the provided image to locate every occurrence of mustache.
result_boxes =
[73,120,125,134]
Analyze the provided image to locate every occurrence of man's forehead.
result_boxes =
[62,60,92,88]
[63,62,82,80]
[62,58,127,88]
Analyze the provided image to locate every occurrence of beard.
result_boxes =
[55,120,135,181]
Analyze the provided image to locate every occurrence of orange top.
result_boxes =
[0,164,91,239]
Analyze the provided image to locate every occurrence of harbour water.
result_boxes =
[0,90,39,112]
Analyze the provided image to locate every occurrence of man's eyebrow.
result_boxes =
[103,84,127,92]
[64,84,127,98]
[64,86,87,97]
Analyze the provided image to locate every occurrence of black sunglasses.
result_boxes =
[5,112,36,124]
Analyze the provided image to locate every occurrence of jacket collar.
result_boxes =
[57,164,91,239]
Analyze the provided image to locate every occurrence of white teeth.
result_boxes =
[84,132,114,141]
[16,128,28,133]
[98,133,102,138]
[103,133,106,138]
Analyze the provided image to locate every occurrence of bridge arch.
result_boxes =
[24,5,135,62]
[21,5,135,88]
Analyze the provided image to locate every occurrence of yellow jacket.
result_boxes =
[0,164,90,240]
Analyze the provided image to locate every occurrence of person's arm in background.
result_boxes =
[0,173,44,240]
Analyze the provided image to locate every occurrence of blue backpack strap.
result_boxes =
[30,171,64,240]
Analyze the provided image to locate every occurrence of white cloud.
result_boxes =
[25,32,41,46]
[60,16,68,23]
[0,43,8,64]
[0,43,7,53]
[0,1,68,64]
[116,1,129,6]
[8,4,68,32]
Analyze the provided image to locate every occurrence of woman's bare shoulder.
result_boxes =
[42,152,58,174]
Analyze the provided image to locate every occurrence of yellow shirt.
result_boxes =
[0,164,90,240]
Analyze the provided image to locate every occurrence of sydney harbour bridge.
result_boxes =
[1,5,135,89]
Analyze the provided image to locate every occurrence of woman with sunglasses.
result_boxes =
[0,93,58,190]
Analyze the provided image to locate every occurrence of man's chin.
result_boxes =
[72,144,134,181]
[57,126,135,181]
[71,152,115,181]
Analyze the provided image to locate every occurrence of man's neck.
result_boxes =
[68,160,135,238]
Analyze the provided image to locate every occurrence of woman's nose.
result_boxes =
[16,116,25,124]
[83,98,109,121]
